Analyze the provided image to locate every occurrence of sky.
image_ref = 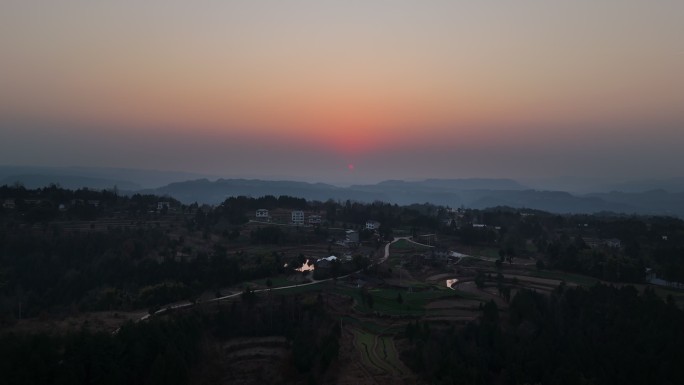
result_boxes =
[1,0,683,184]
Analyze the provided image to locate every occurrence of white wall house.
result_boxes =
[365,220,381,230]
[291,210,305,225]
[308,214,322,224]
[256,209,270,221]
[346,230,359,243]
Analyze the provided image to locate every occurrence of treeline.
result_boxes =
[0,227,290,320]
[447,207,684,283]
[214,293,340,374]
[403,284,684,385]
[0,293,339,385]
[0,184,182,221]
[0,314,202,385]
[190,195,441,236]
[4,186,684,319]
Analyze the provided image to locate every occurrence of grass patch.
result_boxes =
[340,317,386,334]
[334,286,458,316]
[473,247,502,259]
[246,276,294,289]
[351,329,384,372]
[270,282,327,296]
[450,288,487,301]
[378,336,404,375]
[529,270,600,286]
[390,239,431,252]
[351,329,396,374]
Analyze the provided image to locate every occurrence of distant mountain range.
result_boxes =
[0,165,213,189]
[2,165,684,218]
[143,178,684,218]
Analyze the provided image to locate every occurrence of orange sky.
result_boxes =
[1,1,683,181]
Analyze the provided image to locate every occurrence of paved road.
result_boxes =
[131,237,407,325]
[122,236,533,331]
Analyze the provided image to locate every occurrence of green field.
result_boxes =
[471,246,502,259]
[528,270,600,286]
[340,316,405,334]
[390,239,431,251]
[245,276,295,289]
[378,335,404,375]
[387,239,432,265]
[351,328,403,375]
[334,285,458,316]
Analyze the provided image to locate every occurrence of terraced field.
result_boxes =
[350,328,407,378]
[334,285,462,316]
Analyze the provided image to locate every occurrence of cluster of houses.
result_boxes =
[581,237,622,249]
[253,208,331,226]
[254,209,320,225]
[2,197,176,214]
[2,198,102,210]
[253,209,386,251]
[253,209,382,236]
[365,220,381,230]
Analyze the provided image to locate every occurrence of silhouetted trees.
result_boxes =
[404,284,684,385]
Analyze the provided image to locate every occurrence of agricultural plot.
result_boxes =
[390,239,431,251]
[387,239,432,264]
[528,270,600,286]
[340,316,403,334]
[350,328,405,377]
[245,276,296,289]
[335,286,459,316]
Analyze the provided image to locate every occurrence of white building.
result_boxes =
[291,210,305,225]
[255,209,270,221]
[365,220,381,230]
[157,201,170,211]
[605,238,621,248]
[346,230,359,243]
[308,214,322,224]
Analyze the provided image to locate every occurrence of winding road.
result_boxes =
[130,237,408,325]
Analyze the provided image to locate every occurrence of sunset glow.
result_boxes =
[1,1,683,182]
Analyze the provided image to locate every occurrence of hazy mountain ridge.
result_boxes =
[0,174,141,191]
[604,178,684,193]
[587,190,684,217]
[3,167,684,217]
[143,178,684,218]
[145,178,387,204]
[0,165,214,189]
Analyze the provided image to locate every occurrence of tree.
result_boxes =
[241,286,257,306]
[480,299,499,326]
[397,292,403,304]
[475,271,486,289]
[366,293,374,309]
[147,346,189,385]
[330,260,340,281]
[501,286,511,302]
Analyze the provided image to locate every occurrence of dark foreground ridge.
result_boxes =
[1,185,684,384]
